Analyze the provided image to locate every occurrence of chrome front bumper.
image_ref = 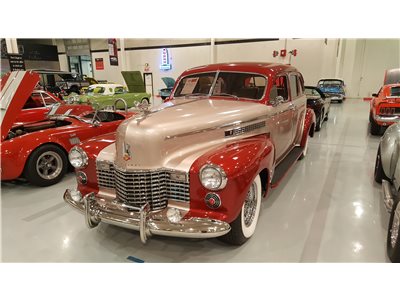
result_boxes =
[375,115,400,124]
[64,189,230,243]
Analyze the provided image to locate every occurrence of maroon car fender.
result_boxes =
[300,108,316,147]
[187,134,274,223]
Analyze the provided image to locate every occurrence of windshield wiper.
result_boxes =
[212,93,239,100]
[183,93,209,98]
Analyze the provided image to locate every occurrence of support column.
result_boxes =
[120,38,126,71]
[335,39,343,78]
[5,38,18,54]
[210,38,215,64]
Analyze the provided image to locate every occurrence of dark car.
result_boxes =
[30,69,91,97]
[317,78,346,103]
[305,86,331,131]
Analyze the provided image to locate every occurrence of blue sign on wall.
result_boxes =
[160,48,172,71]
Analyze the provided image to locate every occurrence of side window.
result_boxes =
[270,76,289,101]
[115,86,125,94]
[297,74,304,95]
[289,74,299,99]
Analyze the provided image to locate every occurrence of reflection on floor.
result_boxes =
[1,98,390,262]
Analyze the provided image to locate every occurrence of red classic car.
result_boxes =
[15,89,92,125]
[1,71,137,186]
[64,62,316,245]
[369,83,400,135]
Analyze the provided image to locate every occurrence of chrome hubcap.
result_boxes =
[244,182,257,227]
[391,209,400,249]
[36,151,63,180]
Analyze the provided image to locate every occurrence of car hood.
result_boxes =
[161,77,175,88]
[114,97,268,171]
[121,71,146,93]
[1,71,40,142]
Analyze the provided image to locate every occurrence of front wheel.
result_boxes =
[387,200,400,262]
[220,175,262,245]
[23,144,68,187]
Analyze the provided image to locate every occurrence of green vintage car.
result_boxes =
[71,71,151,109]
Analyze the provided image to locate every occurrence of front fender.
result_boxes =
[187,134,274,223]
[380,123,400,178]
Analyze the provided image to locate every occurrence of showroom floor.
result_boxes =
[1,98,389,262]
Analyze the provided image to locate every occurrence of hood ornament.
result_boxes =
[123,142,132,161]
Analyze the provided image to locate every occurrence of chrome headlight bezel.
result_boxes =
[199,164,228,191]
[68,146,88,169]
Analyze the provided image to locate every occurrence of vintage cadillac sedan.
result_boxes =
[64,62,316,245]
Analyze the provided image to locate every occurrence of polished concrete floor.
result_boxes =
[1,98,389,262]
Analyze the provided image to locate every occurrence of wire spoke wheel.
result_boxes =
[243,182,257,227]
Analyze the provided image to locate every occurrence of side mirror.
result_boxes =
[270,96,284,107]
[372,93,378,97]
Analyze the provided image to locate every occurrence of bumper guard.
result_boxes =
[64,189,231,243]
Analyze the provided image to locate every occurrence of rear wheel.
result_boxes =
[220,175,262,245]
[387,200,400,262]
[23,144,68,187]
[141,98,149,105]
[370,119,381,135]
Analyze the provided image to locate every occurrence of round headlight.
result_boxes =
[199,164,227,191]
[69,146,88,169]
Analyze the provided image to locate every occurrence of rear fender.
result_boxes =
[380,123,400,179]
[300,108,316,147]
[187,134,274,223]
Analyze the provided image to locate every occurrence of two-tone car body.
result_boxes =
[369,83,400,135]
[1,71,137,186]
[305,86,331,131]
[64,62,316,245]
[317,78,346,103]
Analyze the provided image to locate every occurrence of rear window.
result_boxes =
[391,86,400,97]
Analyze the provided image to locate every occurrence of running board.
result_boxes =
[271,146,303,188]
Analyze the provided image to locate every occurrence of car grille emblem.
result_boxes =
[123,142,131,161]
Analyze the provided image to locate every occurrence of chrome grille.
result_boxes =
[96,163,190,211]
[96,163,115,188]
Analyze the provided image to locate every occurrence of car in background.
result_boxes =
[384,68,400,85]
[369,83,400,135]
[31,69,92,97]
[373,121,400,262]
[72,83,150,108]
[1,71,137,187]
[159,77,175,100]
[70,71,151,108]
[64,62,316,245]
[305,86,331,131]
[317,78,346,103]
[16,89,91,125]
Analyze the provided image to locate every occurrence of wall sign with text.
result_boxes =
[8,54,25,71]
[108,39,118,66]
[95,58,104,70]
[160,48,172,71]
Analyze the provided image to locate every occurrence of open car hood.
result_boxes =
[1,71,40,142]
[161,77,175,88]
[121,71,146,93]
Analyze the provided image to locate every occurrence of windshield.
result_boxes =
[305,87,321,97]
[173,71,267,100]
[318,80,343,87]
[87,86,105,94]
